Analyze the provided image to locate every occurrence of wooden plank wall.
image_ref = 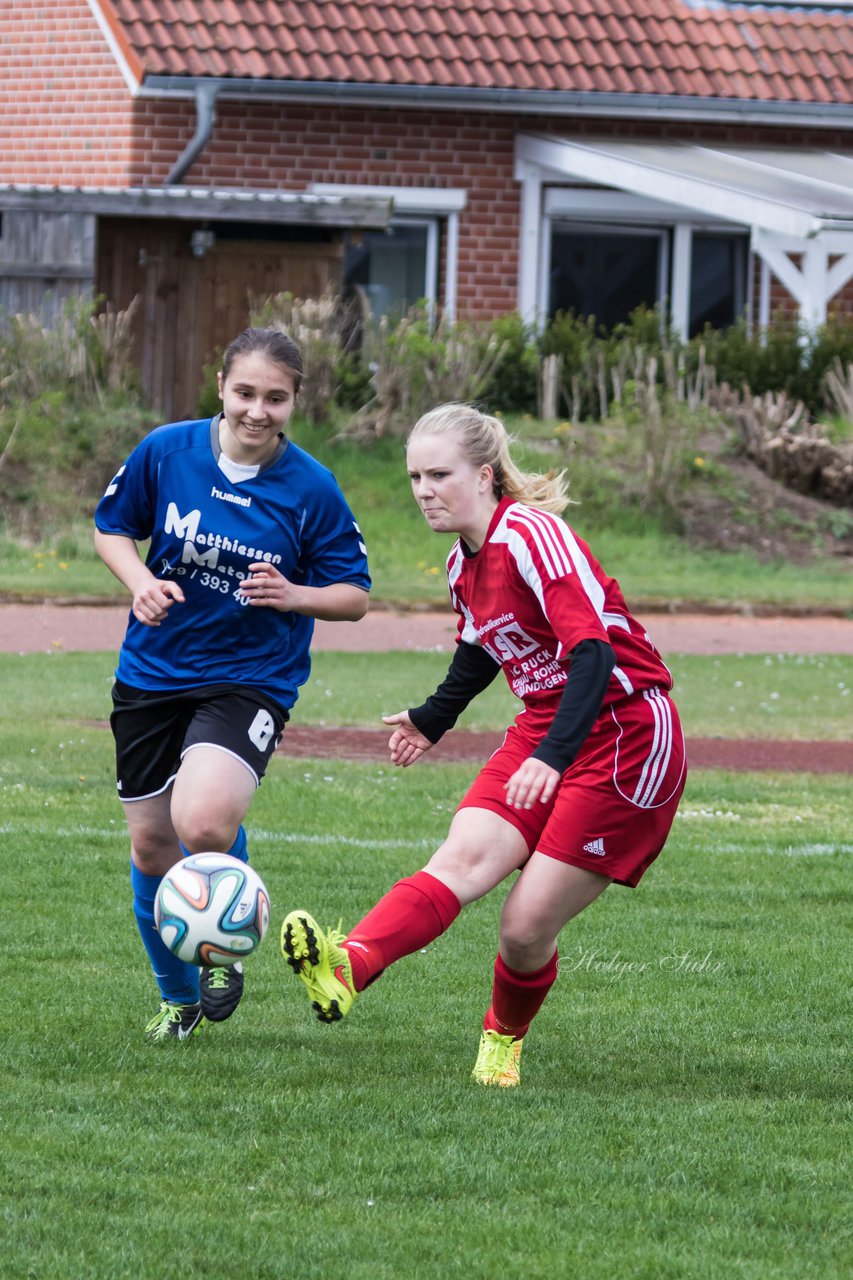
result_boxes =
[0,209,95,320]
[0,210,345,418]
[97,218,344,419]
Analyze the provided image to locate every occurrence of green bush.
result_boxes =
[689,312,853,417]
[541,305,685,422]
[692,314,802,403]
[0,295,141,404]
[804,315,853,414]
[194,360,220,418]
[0,296,154,541]
[0,394,153,540]
[342,305,508,438]
[479,312,539,414]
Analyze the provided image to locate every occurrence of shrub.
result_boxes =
[0,394,153,540]
[0,296,153,540]
[689,312,853,417]
[248,291,361,425]
[541,310,600,420]
[342,306,508,439]
[0,295,141,404]
[479,312,539,414]
[541,305,686,422]
[822,358,853,442]
[806,316,853,416]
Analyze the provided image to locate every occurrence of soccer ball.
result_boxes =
[154,852,270,966]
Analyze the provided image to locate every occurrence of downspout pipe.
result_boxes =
[166,82,218,185]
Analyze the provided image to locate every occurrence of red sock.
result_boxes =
[484,949,559,1039]
[343,871,461,991]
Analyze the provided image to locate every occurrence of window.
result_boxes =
[342,219,435,321]
[545,211,749,335]
[689,233,749,335]
[548,224,667,327]
[309,184,467,320]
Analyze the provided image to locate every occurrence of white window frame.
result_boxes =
[309,184,467,321]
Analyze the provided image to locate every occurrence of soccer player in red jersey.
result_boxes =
[282,402,686,1086]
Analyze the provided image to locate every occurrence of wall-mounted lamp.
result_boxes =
[190,229,216,258]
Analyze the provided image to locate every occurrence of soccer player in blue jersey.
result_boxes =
[94,327,371,1041]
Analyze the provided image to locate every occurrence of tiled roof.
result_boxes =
[103,0,853,106]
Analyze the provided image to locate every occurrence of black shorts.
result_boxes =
[110,681,288,802]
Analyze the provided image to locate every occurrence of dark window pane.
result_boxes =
[549,229,660,327]
[343,224,429,320]
[689,234,748,335]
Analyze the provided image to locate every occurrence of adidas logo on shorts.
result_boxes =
[582,837,607,857]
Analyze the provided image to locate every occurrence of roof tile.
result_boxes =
[629,62,664,96]
[105,0,853,106]
[548,60,577,91]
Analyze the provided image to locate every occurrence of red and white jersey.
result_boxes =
[447,497,671,732]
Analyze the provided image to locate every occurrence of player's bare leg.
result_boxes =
[170,745,256,855]
[499,854,611,972]
[473,857,610,1086]
[422,808,530,904]
[282,810,528,1023]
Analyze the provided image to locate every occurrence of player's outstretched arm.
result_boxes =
[93,530,185,626]
[405,640,502,745]
[241,563,368,620]
[382,711,434,767]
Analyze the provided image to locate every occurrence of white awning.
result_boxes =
[515,135,853,328]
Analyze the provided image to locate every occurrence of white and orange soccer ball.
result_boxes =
[154,852,270,966]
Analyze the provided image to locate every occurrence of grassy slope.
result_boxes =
[1,417,850,609]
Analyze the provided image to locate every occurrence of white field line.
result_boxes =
[0,824,848,859]
[0,822,435,852]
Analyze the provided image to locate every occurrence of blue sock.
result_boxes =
[130,862,199,1005]
[179,824,249,864]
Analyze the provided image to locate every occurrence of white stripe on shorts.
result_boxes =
[631,689,673,807]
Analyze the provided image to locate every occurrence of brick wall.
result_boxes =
[128,99,853,320]
[0,0,135,184]
[3,5,853,319]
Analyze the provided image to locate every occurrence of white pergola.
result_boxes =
[515,134,853,335]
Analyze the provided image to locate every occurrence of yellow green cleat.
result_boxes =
[280,910,357,1023]
[471,1029,523,1087]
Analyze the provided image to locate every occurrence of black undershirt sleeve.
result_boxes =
[530,637,617,774]
[407,641,502,743]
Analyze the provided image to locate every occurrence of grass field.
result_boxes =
[1,652,850,1278]
[4,650,853,742]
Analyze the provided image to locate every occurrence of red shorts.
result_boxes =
[457,688,687,887]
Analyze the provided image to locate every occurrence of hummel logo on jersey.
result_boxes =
[582,838,607,857]
[210,484,251,508]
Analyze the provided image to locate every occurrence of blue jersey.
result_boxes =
[95,417,371,709]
